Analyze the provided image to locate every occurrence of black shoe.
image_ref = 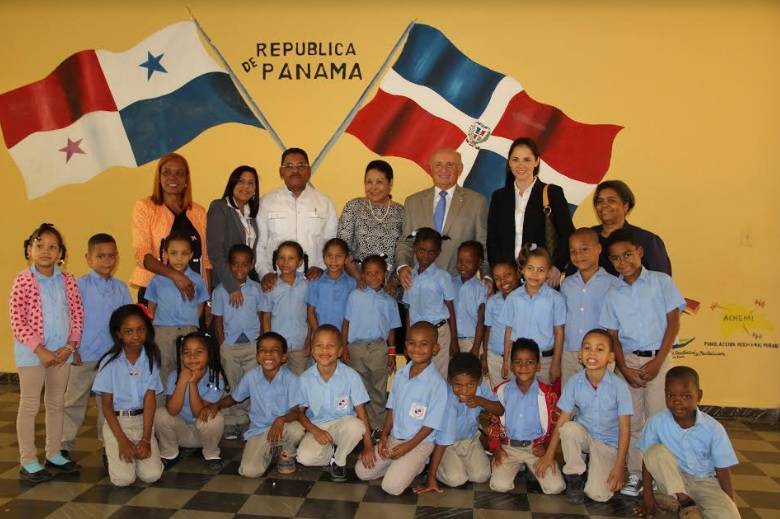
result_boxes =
[523,467,543,493]
[19,466,54,484]
[45,458,81,475]
[564,473,586,504]
[205,458,224,472]
[327,459,347,482]
[60,450,71,460]
[161,454,181,471]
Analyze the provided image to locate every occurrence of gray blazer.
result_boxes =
[206,198,259,293]
[395,185,489,277]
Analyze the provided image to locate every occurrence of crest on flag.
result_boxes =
[466,121,492,148]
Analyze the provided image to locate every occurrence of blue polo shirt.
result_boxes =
[402,263,456,324]
[453,275,488,338]
[164,370,225,424]
[386,361,448,443]
[452,380,498,442]
[145,268,208,326]
[261,272,308,349]
[344,288,402,342]
[305,272,356,328]
[212,280,264,344]
[502,379,543,441]
[78,271,132,362]
[93,348,163,411]
[300,362,369,424]
[561,268,617,352]
[599,268,686,351]
[558,370,633,448]
[484,292,511,356]
[231,366,303,440]
[499,284,566,351]
[638,409,738,478]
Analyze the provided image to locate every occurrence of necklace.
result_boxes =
[366,198,391,223]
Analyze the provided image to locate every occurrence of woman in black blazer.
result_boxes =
[206,165,260,305]
[487,137,575,286]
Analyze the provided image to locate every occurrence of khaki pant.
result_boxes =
[620,353,670,475]
[437,434,491,487]
[62,361,105,451]
[239,421,306,478]
[154,325,197,403]
[355,436,435,495]
[537,354,554,385]
[154,407,224,460]
[458,337,475,353]
[487,351,510,388]
[347,340,389,430]
[220,342,257,426]
[432,324,452,379]
[297,416,366,467]
[17,363,70,465]
[644,444,739,519]
[560,421,618,502]
[103,416,163,486]
[286,348,311,375]
[490,442,565,494]
[561,351,582,388]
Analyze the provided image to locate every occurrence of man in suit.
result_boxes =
[396,148,490,290]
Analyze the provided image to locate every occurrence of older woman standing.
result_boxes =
[592,180,671,275]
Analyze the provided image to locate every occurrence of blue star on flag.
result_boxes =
[139,51,167,80]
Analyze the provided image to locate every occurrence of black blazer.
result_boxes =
[487,180,575,271]
[206,198,260,292]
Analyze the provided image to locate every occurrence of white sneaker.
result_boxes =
[620,473,643,496]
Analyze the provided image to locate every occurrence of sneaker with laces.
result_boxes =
[204,458,224,472]
[564,473,586,504]
[224,425,240,440]
[327,457,347,482]
[277,450,297,474]
[620,473,643,496]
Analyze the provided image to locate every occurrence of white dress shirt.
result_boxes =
[255,184,338,276]
[514,178,537,258]
[433,185,457,228]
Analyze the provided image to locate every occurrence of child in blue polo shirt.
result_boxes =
[355,321,449,496]
[62,233,132,457]
[92,304,164,487]
[297,325,372,482]
[212,244,264,438]
[402,228,457,378]
[536,329,633,504]
[599,228,686,496]
[306,238,356,331]
[483,259,521,387]
[453,241,488,355]
[204,332,306,478]
[145,232,209,391]
[500,245,565,384]
[637,366,739,519]
[343,255,401,434]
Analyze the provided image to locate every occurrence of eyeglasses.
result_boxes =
[282,162,310,170]
[608,251,636,263]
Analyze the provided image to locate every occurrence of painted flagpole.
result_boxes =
[311,20,416,172]
[188,8,287,151]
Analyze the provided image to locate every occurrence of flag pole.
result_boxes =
[187,8,286,151]
[311,20,415,172]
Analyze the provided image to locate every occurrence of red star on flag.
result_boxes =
[59,137,85,163]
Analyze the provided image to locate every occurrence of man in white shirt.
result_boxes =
[255,147,338,288]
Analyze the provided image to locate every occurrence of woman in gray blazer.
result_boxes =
[207,165,260,305]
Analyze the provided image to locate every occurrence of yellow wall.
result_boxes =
[1,1,778,407]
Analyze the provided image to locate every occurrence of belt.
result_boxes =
[434,320,447,329]
[541,349,554,358]
[633,349,659,358]
[115,409,144,417]
[509,439,533,448]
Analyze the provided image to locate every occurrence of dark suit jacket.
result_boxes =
[593,222,672,276]
[487,180,575,271]
[206,198,259,292]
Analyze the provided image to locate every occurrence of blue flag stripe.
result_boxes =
[120,71,262,165]
[392,24,504,119]
[463,149,507,199]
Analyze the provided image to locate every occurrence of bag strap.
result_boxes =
[542,184,552,216]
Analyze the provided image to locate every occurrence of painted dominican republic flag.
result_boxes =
[347,24,622,207]
[0,21,261,198]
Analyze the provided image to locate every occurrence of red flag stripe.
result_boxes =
[0,50,116,148]
[492,91,622,185]
[346,89,465,170]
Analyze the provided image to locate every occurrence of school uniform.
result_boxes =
[305,271,356,328]
[639,409,739,519]
[344,287,402,429]
[436,381,497,487]
[261,272,309,374]
[557,370,633,502]
[62,271,131,452]
[453,275,488,353]
[355,361,448,495]
[154,371,226,461]
[599,267,686,476]
[402,263,457,377]
[499,284,566,384]
[297,362,369,468]
[484,292,511,387]
[92,349,164,487]
[231,366,306,478]
[560,268,618,385]
[145,269,209,390]
[212,280,263,426]
[490,378,565,494]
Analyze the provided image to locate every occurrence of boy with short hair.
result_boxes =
[491,339,564,495]
[535,329,633,504]
[296,325,373,482]
[355,321,449,495]
[599,228,686,496]
[62,233,132,456]
[560,228,618,386]
[637,366,739,519]
[204,332,305,478]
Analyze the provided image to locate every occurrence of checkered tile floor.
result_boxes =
[0,385,777,519]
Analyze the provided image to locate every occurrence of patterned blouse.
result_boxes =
[337,198,405,272]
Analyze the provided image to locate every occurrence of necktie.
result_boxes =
[434,190,448,232]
